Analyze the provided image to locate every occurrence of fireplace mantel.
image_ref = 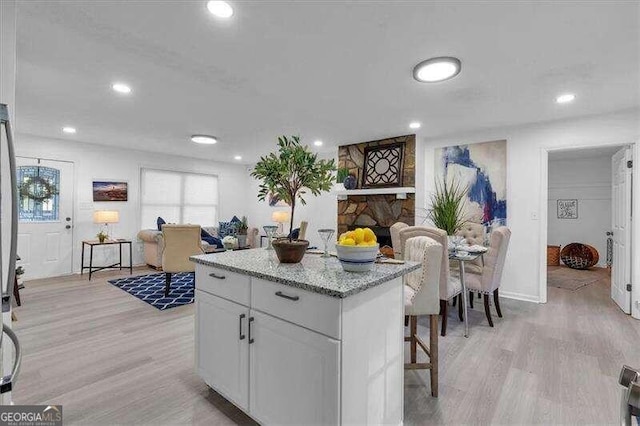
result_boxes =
[334,187,416,201]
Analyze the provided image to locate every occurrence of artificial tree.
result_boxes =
[251,136,335,260]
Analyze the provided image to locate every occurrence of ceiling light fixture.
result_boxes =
[191,135,218,144]
[234,155,242,160]
[409,122,421,129]
[62,126,76,134]
[207,1,233,18]
[556,93,576,104]
[112,82,132,94]
[413,57,461,83]
[314,140,323,147]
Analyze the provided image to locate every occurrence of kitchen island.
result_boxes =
[190,249,420,425]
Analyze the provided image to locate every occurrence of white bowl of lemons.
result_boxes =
[335,228,380,272]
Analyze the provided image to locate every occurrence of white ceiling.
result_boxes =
[14,1,640,163]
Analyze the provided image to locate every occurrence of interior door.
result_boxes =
[16,157,74,280]
[611,147,632,314]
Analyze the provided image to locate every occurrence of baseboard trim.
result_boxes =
[499,290,540,304]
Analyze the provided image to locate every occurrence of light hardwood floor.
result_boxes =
[12,267,640,425]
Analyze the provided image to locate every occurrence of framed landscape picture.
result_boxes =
[93,181,128,202]
[557,199,578,219]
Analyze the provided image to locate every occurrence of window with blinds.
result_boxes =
[140,168,218,229]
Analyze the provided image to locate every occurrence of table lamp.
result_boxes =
[93,210,119,241]
[271,210,290,235]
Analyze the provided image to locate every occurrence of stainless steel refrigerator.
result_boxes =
[0,103,22,404]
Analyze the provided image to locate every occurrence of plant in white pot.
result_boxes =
[428,178,469,249]
[251,135,336,263]
[236,216,249,247]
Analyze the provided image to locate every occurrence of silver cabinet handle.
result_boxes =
[239,314,246,340]
[0,323,21,394]
[248,317,254,344]
[275,291,299,301]
[209,272,226,280]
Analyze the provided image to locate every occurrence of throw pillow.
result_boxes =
[157,217,166,231]
[219,221,238,238]
[288,228,300,239]
[202,235,223,249]
[230,215,241,224]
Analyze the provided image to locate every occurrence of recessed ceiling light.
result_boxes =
[62,126,76,134]
[413,57,461,83]
[314,140,323,147]
[409,122,421,129]
[207,1,233,18]
[234,155,242,160]
[191,135,218,144]
[556,93,576,104]
[111,82,132,94]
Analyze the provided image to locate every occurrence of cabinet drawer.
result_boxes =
[195,264,250,306]
[251,279,341,339]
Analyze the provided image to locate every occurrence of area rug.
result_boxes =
[547,267,600,291]
[108,272,194,310]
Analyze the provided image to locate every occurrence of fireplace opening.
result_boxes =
[347,225,392,248]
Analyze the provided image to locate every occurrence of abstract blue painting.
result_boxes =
[436,140,507,225]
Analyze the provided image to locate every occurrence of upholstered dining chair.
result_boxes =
[404,235,442,397]
[390,222,409,259]
[456,222,485,275]
[464,226,511,327]
[162,225,204,297]
[399,226,463,336]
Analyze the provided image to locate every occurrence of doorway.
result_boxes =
[16,157,74,280]
[542,144,635,316]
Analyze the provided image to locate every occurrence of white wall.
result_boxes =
[15,134,251,275]
[420,108,640,306]
[547,155,613,267]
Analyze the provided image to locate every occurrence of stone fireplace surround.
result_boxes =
[337,134,416,246]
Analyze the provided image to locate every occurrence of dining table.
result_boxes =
[449,250,484,338]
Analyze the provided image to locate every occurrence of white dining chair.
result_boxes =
[404,235,442,397]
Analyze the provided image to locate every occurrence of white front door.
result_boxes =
[611,147,632,314]
[16,158,74,280]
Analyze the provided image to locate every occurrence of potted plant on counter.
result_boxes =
[428,177,469,248]
[251,135,336,263]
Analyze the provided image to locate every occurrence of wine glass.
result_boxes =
[317,229,335,258]
[263,225,278,250]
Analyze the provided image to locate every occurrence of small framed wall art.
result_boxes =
[557,199,578,219]
[93,181,128,202]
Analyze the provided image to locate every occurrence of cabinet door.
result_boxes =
[195,289,249,410]
[249,310,340,425]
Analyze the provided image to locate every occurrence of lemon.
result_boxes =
[353,228,365,244]
[363,228,376,242]
[341,238,356,246]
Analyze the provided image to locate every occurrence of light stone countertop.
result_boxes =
[190,248,421,298]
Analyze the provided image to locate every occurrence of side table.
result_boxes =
[81,239,133,280]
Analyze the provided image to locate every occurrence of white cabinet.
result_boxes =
[249,310,340,425]
[195,289,249,411]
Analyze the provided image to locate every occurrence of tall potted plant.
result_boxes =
[429,177,469,241]
[251,136,336,263]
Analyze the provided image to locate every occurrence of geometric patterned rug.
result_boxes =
[108,272,194,310]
